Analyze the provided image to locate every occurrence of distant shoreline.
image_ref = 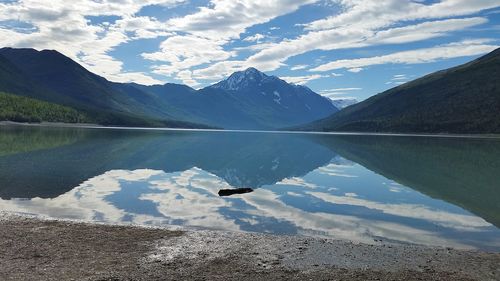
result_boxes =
[0,214,499,280]
[0,120,102,128]
[2,120,500,139]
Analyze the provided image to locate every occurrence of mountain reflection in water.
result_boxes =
[0,125,499,251]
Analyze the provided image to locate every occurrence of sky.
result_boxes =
[0,0,499,101]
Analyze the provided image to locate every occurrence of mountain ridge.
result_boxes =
[199,66,338,128]
[0,47,338,129]
[296,47,500,134]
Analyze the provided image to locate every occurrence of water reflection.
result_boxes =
[0,125,499,251]
[315,135,500,228]
[0,126,332,199]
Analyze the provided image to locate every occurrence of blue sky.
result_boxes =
[0,0,499,101]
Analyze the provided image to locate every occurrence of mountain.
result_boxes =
[200,67,338,128]
[0,48,337,129]
[0,92,89,123]
[329,98,357,109]
[135,67,339,129]
[0,48,209,128]
[299,48,500,134]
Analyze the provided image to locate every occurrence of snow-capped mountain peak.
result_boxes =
[210,67,273,91]
[203,67,338,124]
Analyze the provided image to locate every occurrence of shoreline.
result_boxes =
[1,214,499,280]
[2,121,500,139]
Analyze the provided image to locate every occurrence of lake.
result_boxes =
[1,125,499,251]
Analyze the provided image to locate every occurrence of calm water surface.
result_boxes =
[1,125,499,251]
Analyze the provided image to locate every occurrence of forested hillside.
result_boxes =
[298,47,500,134]
[0,92,90,123]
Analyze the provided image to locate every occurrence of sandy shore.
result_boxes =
[0,215,499,281]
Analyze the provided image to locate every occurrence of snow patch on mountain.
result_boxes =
[273,91,281,105]
[330,98,358,109]
[211,67,269,91]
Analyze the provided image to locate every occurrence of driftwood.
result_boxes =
[218,188,253,197]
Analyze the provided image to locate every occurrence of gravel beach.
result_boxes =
[1,214,499,281]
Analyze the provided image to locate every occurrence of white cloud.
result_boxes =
[175,70,200,87]
[311,39,499,72]
[366,17,488,45]
[280,74,326,85]
[319,88,362,99]
[187,2,495,83]
[323,87,362,91]
[245,17,489,73]
[304,0,500,31]
[165,0,317,40]
[114,15,175,39]
[290,64,309,71]
[0,0,498,87]
[0,0,184,84]
[109,72,164,86]
[392,74,407,79]
[234,42,277,52]
[384,74,410,87]
[243,33,266,42]
[143,0,318,80]
[385,74,410,85]
[347,67,363,73]
[192,60,247,81]
[145,35,236,77]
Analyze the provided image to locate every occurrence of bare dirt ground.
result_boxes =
[0,215,499,281]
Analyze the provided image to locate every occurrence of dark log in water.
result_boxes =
[218,188,253,197]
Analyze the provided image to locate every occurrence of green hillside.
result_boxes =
[0,49,213,129]
[0,92,90,123]
[300,48,500,134]
[0,48,336,130]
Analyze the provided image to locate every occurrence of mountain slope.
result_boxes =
[136,67,339,129]
[0,48,173,119]
[202,67,338,128]
[300,48,500,134]
[0,53,52,100]
[0,92,90,123]
[0,48,338,129]
[0,48,212,127]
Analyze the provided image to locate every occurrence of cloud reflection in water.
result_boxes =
[1,162,499,251]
